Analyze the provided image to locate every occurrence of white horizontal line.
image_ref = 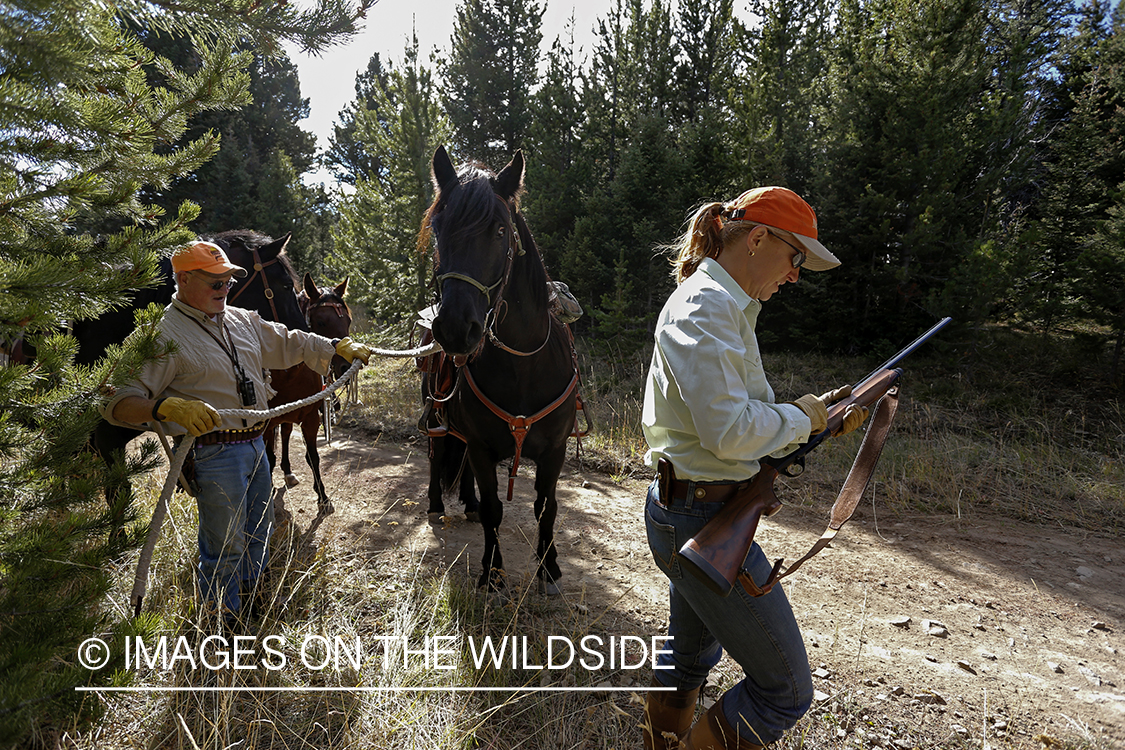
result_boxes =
[76,686,659,693]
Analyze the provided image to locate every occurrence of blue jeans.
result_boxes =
[192,436,273,616]
[645,479,812,744]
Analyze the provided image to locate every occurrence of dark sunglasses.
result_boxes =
[191,272,238,291]
[766,229,806,268]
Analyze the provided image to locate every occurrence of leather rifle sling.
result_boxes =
[739,386,901,597]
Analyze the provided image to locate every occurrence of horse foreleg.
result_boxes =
[280,422,299,488]
[426,436,447,520]
[449,438,480,522]
[467,448,504,591]
[533,447,566,596]
[302,411,332,516]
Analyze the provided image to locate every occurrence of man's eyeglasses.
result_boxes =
[766,229,806,268]
[191,272,238,291]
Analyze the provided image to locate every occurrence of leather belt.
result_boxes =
[656,458,751,507]
[195,423,266,446]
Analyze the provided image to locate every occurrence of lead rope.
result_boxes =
[130,339,442,616]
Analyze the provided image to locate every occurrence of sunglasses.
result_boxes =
[766,229,806,268]
[191,272,238,291]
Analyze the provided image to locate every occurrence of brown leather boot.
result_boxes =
[642,676,700,750]
[682,697,764,750]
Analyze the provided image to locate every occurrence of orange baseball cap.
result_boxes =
[722,186,841,271]
[171,241,247,277]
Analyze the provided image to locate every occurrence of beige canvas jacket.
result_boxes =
[102,298,336,435]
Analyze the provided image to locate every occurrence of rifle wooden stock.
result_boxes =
[677,367,903,598]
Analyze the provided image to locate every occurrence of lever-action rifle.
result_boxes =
[676,317,952,598]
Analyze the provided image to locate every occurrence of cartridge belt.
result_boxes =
[195,423,266,446]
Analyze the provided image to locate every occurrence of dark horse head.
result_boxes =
[301,273,351,379]
[206,229,308,332]
[423,146,548,358]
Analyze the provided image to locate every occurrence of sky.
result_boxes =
[286,0,614,185]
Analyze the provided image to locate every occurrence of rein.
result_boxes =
[229,247,282,322]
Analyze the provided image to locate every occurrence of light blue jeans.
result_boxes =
[645,479,812,745]
[192,436,273,616]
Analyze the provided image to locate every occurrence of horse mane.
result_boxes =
[417,163,519,263]
[206,229,299,286]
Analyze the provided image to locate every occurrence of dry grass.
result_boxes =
[60,325,1123,749]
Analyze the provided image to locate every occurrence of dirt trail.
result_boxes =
[271,427,1125,747]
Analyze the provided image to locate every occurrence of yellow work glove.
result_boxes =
[334,336,371,365]
[156,397,221,437]
[791,394,828,434]
[791,385,852,435]
[834,403,870,437]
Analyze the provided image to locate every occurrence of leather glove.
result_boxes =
[835,403,869,437]
[792,385,853,435]
[156,397,220,437]
[334,336,370,365]
[792,394,828,434]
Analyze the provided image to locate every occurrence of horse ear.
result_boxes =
[432,146,457,193]
[495,150,525,201]
[303,272,319,301]
[260,232,292,261]
[335,276,349,298]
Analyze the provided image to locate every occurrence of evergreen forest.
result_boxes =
[1,0,1124,744]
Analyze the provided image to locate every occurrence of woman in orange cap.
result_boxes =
[641,187,867,749]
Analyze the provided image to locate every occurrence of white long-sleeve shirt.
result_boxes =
[642,258,811,482]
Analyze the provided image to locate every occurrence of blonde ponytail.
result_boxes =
[663,202,758,284]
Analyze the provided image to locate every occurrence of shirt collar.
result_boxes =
[171,296,225,325]
[697,257,759,314]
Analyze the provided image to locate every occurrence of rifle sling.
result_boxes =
[738,386,900,598]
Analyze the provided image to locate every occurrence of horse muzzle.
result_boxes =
[431,304,484,358]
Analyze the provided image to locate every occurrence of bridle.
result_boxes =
[306,294,351,332]
[228,246,283,323]
[433,196,551,359]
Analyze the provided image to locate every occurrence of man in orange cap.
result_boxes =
[103,240,371,629]
[640,188,867,749]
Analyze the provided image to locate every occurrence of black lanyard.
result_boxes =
[177,308,254,424]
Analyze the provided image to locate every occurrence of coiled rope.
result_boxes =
[130,339,441,616]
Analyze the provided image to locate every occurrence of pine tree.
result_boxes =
[442,0,544,164]
[323,52,392,184]
[524,18,589,279]
[331,34,452,325]
[0,0,371,740]
[1016,0,1114,332]
[796,0,990,349]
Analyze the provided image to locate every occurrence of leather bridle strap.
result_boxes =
[738,387,901,597]
[462,363,579,504]
[228,247,281,323]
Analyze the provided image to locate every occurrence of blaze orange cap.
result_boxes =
[722,186,841,271]
[171,241,247,277]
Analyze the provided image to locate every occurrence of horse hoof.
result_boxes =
[284,474,300,488]
[317,501,335,516]
[465,511,480,523]
[427,512,446,524]
[477,569,507,592]
[537,578,562,596]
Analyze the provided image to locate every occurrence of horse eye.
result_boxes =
[497,225,506,237]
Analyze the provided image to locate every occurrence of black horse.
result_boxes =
[422,146,579,594]
[73,230,307,525]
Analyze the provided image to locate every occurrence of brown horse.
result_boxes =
[265,274,351,515]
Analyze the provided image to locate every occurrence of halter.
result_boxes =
[433,196,550,359]
[229,246,282,322]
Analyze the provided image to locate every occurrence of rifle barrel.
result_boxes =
[855,317,952,389]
